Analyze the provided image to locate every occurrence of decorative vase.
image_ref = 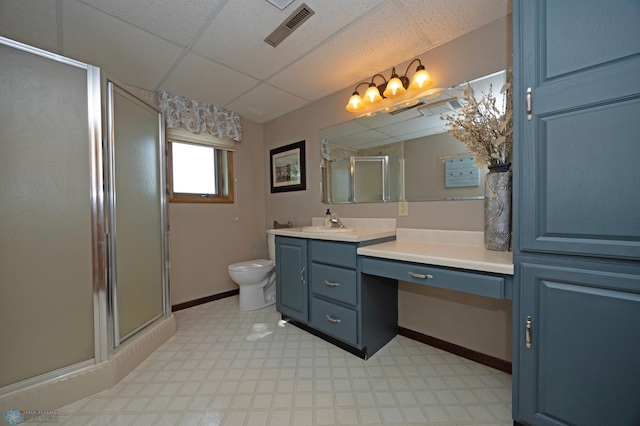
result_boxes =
[484,163,512,251]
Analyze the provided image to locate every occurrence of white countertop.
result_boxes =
[268,217,396,242]
[268,227,396,243]
[357,228,514,275]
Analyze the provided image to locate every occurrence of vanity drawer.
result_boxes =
[360,257,505,299]
[310,240,357,269]
[310,263,357,305]
[311,296,357,345]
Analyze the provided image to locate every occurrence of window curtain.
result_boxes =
[158,91,242,142]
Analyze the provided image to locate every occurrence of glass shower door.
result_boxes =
[105,82,169,347]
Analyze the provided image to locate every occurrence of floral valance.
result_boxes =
[158,91,242,142]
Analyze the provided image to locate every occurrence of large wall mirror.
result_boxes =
[321,70,506,203]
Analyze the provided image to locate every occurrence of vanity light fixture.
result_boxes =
[345,58,434,113]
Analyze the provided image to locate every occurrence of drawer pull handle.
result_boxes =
[525,316,532,349]
[326,315,342,323]
[300,267,305,284]
[324,280,340,287]
[408,271,433,279]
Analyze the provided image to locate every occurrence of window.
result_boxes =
[167,130,234,203]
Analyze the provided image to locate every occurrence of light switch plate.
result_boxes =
[398,201,409,216]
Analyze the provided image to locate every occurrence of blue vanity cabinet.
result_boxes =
[512,1,640,425]
[309,239,398,358]
[276,235,397,358]
[275,236,308,323]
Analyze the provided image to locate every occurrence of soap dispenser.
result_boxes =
[325,209,331,227]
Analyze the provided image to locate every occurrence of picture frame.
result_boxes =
[270,140,306,193]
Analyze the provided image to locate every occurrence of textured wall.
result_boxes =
[169,119,267,305]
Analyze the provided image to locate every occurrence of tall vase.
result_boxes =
[485,163,512,251]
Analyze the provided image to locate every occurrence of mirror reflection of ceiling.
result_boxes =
[322,70,506,150]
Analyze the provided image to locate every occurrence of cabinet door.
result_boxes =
[517,260,640,425]
[275,237,308,322]
[514,0,640,260]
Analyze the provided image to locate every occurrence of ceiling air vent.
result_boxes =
[264,3,315,47]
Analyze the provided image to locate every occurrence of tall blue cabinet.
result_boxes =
[512,1,640,425]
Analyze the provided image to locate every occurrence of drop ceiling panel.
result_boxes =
[0,0,59,53]
[268,1,433,101]
[322,120,370,141]
[63,1,184,89]
[192,0,384,81]
[0,0,510,123]
[225,83,309,123]
[355,107,426,130]
[81,0,224,46]
[399,0,510,46]
[191,0,292,81]
[332,129,395,149]
[379,114,437,137]
[161,53,259,107]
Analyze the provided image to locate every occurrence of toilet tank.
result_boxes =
[267,232,276,261]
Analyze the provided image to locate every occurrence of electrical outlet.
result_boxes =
[398,201,409,216]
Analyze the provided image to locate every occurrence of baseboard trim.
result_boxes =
[398,326,512,374]
[171,289,239,312]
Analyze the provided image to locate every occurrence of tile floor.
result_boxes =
[58,296,512,425]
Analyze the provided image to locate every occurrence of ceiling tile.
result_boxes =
[225,83,308,123]
[268,1,430,101]
[399,0,510,46]
[160,52,259,107]
[0,0,511,123]
[192,0,384,81]
[0,0,59,53]
[80,0,224,46]
[62,0,184,89]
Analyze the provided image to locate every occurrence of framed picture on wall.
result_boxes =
[270,140,306,193]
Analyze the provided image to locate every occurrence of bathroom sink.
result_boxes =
[301,226,354,233]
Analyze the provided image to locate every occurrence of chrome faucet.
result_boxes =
[330,216,345,228]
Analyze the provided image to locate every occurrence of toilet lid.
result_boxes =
[228,259,273,271]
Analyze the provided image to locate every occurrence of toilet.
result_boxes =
[228,233,277,311]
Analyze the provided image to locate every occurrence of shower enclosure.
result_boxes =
[327,155,403,203]
[0,36,170,397]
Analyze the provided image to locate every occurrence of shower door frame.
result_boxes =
[104,81,170,351]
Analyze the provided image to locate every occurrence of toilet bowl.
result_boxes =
[228,233,277,311]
